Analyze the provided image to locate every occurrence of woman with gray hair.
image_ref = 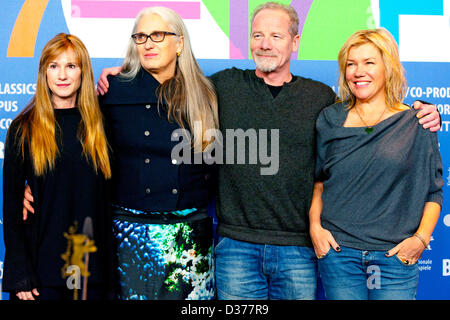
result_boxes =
[98,6,218,300]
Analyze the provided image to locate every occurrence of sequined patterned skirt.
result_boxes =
[112,206,215,300]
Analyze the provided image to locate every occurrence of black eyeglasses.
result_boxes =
[131,31,178,44]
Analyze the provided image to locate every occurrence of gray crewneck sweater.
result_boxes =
[210,68,336,246]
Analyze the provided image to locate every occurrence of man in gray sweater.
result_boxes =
[209,2,334,300]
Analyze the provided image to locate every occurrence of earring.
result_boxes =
[177,51,181,57]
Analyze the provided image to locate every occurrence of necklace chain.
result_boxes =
[354,106,386,128]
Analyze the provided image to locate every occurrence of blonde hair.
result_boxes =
[121,7,218,151]
[10,33,111,178]
[337,28,407,110]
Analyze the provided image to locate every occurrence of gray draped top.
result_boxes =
[315,103,443,251]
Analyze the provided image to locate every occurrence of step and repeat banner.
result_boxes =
[0,0,449,300]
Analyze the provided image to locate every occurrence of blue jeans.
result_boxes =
[214,237,317,300]
[318,246,419,300]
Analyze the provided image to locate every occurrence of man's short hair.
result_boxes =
[250,2,299,37]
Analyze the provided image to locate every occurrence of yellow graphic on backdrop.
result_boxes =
[7,0,50,57]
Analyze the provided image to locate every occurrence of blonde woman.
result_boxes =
[3,33,113,300]
[309,29,443,300]
[97,7,218,300]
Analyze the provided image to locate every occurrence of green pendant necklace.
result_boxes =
[354,106,386,134]
[364,127,374,134]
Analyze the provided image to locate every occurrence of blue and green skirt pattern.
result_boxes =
[112,206,215,300]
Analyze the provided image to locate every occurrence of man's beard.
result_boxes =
[254,50,278,73]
